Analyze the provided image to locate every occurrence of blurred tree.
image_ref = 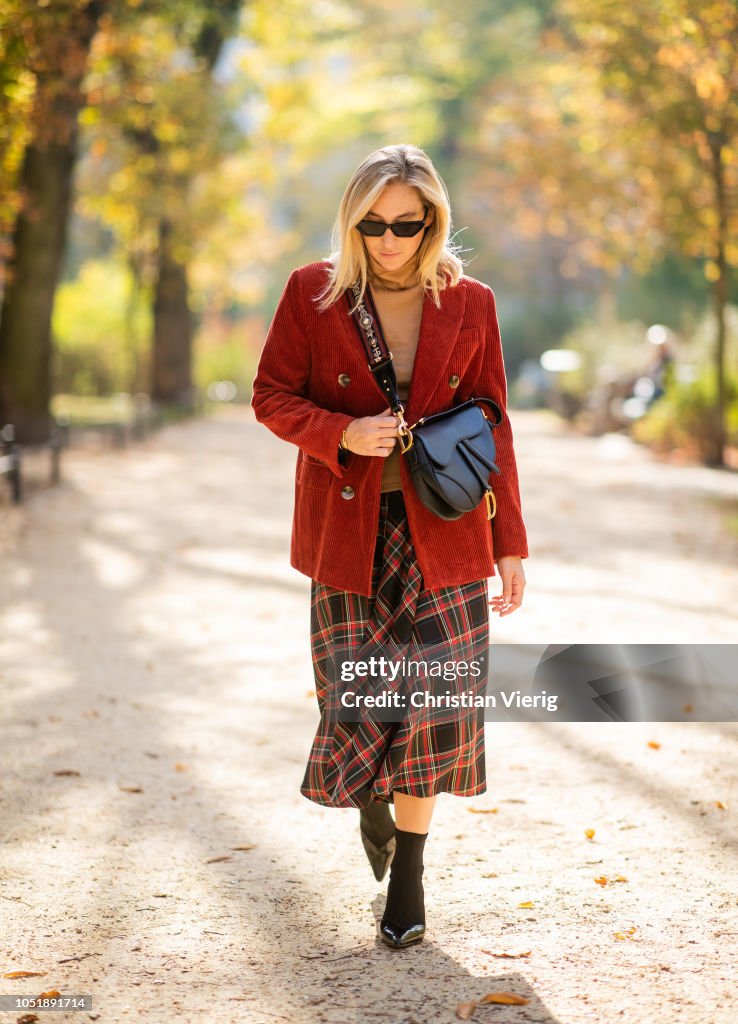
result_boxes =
[0,0,108,443]
[77,0,245,408]
[563,0,738,466]
[473,0,738,464]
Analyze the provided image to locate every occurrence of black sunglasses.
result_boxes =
[356,205,429,238]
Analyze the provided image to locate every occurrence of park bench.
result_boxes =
[0,421,66,504]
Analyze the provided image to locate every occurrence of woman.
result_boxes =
[251,143,528,950]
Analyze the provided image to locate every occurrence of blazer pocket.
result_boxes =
[297,456,333,490]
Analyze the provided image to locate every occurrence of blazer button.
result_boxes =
[338,373,351,387]
[341,485,355,500]
[449,374,460,388]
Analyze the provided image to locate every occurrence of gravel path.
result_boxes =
[1,406,736,1024]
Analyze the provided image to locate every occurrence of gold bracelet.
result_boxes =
[340,428,349,451]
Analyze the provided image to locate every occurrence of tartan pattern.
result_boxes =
[300,490,489,809]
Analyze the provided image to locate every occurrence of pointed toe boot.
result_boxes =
[360,823,396,882]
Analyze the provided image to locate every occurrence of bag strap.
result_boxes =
[345,280,405,416]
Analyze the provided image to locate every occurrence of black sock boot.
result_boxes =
[359,800,396,882]
[379,828,427,949]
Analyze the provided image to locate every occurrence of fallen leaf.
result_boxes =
[37,990,60,999]
[52,770,80,777]
[174,763,189,772]
[584,828,595,839]
[715,801,727,810]
[517,900,535,909]
[613,874,628,883]
[613,926,638,940]
[2,971,47,978]
[481,949,531,959]
[205,855,232,864]
[231,844,257,852]
[17,1015,39,1023]
[455,1000,478,1020]
[647,741,661,749]
[118,785,143,793]
[481,872,498,878]
[594,876,608,886]
[480,991,530,1005]
[468,807,498,814]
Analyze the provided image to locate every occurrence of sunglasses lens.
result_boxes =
[393,223,421,237]
[357,220,385,236]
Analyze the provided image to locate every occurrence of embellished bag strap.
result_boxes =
[344,280,412,446]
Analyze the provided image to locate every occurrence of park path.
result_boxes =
[1,406,737,1024]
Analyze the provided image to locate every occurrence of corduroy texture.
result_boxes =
[250,260,528,598]
[300,491,488,809]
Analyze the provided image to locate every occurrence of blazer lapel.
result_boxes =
[404,284,467,422]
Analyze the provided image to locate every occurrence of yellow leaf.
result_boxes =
[715,801,727,810]
[585,828,595,839]
[480,991,530,1005]
[517,900,535,908]
[456,1000,478,1020]
[468,807,498,814]
[647,741,661,749]
[594,876,608,886]
[3,971,47,978]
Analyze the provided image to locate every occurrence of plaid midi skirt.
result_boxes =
[300,489,490,809]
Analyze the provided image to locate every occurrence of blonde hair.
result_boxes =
[315,143,464,313]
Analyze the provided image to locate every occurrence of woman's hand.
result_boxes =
[489,556,526,616]
[344,406,399,457]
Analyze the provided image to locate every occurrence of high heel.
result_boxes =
[379,917,426,949]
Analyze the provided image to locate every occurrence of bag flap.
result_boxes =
[415,406,489,467]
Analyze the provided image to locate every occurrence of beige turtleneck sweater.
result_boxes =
[369,279,425,492]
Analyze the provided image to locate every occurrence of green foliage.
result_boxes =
[632,368,738,459]
[52,258,151,395]
[194,315,263,401]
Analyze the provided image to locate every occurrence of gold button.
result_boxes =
[338,373,351,387]
[449,374,460,388]
[341,485,355,499]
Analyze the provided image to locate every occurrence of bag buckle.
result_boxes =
[394,404,414,453]
[484,489,497,520]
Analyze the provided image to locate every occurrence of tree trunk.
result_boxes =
[0,1,106,444]
[151,217,195,407]
[707,135,728,468]
[148,0,243,410]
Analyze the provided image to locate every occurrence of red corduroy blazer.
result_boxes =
[250,259,529,597]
